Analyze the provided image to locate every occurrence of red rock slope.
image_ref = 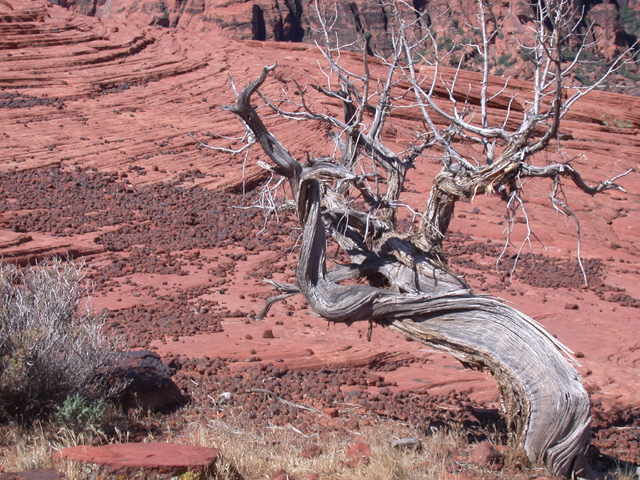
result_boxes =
[1,0,639,419]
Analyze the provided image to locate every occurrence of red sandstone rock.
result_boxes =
[262,329,275,339]
[470,441,503,470]
[322,407,339,418]
[271,469,295,480]
[345,442,372,467]
[111,350,187,411]
[57,0,632,85]
[54,443,219,475]
[0,470,65,480]
[1,0,640,467]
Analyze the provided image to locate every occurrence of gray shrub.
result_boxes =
[0,260,125,421]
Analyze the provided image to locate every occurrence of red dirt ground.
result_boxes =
[1,0,639,470]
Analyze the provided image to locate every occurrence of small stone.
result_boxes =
[271,469,294,480]
[564,303,579,310]
[471,442,494,464]
[323,407,339,418]
[218,392,233,403]
[345,442,372,468]
[262,329,275,339]
[470,441,503,470]
[301,444,322,458]
[345,418,359,430]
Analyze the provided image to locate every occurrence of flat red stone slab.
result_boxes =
[53,443,219,474]
[0,469,66,480]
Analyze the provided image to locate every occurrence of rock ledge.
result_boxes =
[54,442,219,476]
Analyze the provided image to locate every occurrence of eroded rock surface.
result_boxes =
[52,0,640,92]
[1,0,640,466]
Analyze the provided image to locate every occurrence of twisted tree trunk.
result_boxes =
[297,180,590,476]
[224,66,592,477]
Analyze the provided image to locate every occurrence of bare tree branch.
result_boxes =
[214,1,638,476]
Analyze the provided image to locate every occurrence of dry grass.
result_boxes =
[4,402,637,480]
[179,413,466,480]
[0,402,550,480]
[3,400,636,480]
[0,420,97,479]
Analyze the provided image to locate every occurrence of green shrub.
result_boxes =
[437,36,454,52]
[519,47,535,62]
[574,71,594,86]
[497,53,513,67]
[562,47,578,62]
[56,393,106,432]
[618,67,640,82]
[620,7,640,39]
[0,260,126,422]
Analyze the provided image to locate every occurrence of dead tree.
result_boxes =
[215,0,634,476]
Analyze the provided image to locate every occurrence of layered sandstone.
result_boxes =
[0,0,639,449]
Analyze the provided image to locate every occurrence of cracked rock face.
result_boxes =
[53,0,640,89]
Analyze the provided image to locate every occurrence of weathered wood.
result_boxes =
[295,178,590,476]
[225,64,593,478]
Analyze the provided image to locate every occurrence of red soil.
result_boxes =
[1,0,639,467]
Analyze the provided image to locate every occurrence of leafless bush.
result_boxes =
[0,260,126,422]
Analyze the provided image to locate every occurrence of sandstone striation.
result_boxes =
[51,0,640,92]
[1,0,640,468]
